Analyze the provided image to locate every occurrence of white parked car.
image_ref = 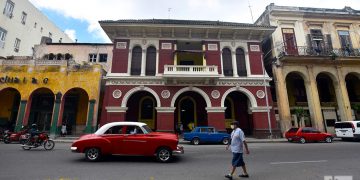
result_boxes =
[334,121,360,140]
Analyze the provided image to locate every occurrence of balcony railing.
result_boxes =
[163,65,218,76]
[0,59,68,66]
[278,46,360,58]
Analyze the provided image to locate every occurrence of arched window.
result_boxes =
[224,97,234,119]
[236,48,247,76]
[65,53,72,60]
[131,46,142,75]
[222,48,233,76]
[56,53,63,60]
[48,53,55,60]
[146,46,156,76]
[140,97,154,120]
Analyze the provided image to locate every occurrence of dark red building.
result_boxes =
[99,19,280,138]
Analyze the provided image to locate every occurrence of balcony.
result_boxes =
[163,65,219,84]
[164,65,218,76]
[278,46,360,59]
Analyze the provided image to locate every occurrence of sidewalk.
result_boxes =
[53,136,291,144]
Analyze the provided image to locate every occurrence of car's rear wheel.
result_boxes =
[191,137,200,145]
[299,137,306,144]
[325,136,332,143]
[156,147,172,163]
[222,137,229,145]
[85,148,101,162]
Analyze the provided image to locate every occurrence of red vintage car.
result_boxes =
[285,127,333,144]
[71,122,184,162]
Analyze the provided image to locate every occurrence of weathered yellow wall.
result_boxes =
[76,92,88,125]
[0,65,102,101]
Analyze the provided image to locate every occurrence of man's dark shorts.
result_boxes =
[232,152,245,167]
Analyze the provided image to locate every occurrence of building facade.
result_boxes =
[0,57,104,136]
[34,43,113,72]
[256,4,360,134]
[0,0,72,58]
[99,19,280,138]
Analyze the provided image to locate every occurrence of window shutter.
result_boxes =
[325,35,333,50]
[222,48,233,76]
[131,46,142,75]
[236,48,247,77]
[145,46,156,76]
[306,34,312,49]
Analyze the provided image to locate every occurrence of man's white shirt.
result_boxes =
[230,128,245,153]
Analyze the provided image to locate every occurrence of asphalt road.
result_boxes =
[0,141,359,180]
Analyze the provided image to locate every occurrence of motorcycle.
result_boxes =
[3,127,29,144]
[21,132,55,150]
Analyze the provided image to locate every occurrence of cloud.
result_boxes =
[29,0,360,43]
[64,29,76,41]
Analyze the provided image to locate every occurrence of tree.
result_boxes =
[351,104,360,119]
[293,107,307,127]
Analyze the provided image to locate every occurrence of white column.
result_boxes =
[231,51,238,77]
[140,49,146,76]
[155,49,159,76]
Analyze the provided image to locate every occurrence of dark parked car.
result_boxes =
[285,127,333,144]
[183,126,230,145]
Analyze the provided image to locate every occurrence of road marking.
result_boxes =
[270,160,328,165]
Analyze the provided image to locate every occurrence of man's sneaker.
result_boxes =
[225,174,233,180]
[239,174,249,178]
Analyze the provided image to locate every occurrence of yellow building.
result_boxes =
[0,57,104,135]
[256,4,360,135]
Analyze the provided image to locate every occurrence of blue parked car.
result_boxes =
[183,126,230,145]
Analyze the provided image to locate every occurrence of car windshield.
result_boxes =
[141,125,153,134]
[288,128,298,133]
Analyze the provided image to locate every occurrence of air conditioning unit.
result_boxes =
[0,41,4,48]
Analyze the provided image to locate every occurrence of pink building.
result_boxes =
[99,19,280,138]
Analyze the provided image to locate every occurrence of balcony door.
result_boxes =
[179,60,194,65]
[282,28,298,55]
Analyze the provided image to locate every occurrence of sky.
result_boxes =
[28,0,360,43]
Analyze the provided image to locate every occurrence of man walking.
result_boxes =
[225,121,250,179]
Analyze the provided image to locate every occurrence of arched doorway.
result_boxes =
[285,72,310,127]
[224,91,252,135]
[28,88,54,132]
[345,73,360,119]
[316,73,339,133]
[62,88,89,135]
[0,88,21,131]
[126,91,157,130]
[174,91,207,132]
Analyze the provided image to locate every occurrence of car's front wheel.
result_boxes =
[299,137,306,144]
[191,137,200,145]
[156,147,172,163]
[325,136,332,143]
[85,148,101,162]
[222,138,229,145]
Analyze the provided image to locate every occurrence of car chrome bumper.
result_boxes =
[173,145,184,154]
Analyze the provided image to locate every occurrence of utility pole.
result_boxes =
[248,0,254,23]
[168,8,172,19]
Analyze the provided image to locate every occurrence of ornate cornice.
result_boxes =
[106,79,270,86]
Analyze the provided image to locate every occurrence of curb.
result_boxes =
[53,139,289,144]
